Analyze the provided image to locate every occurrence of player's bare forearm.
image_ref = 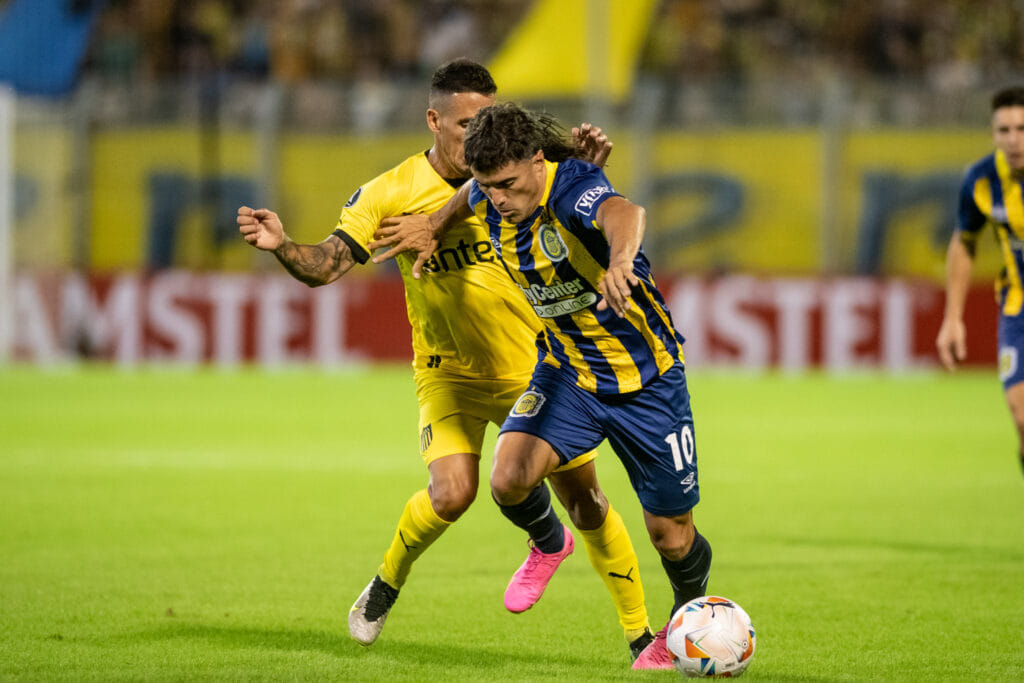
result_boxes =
[238,205,356,285]
[274,235,355,287]
[595,197,645,317]
[936,234,975,369]
[599,197,645,267]
[943,235,974,320]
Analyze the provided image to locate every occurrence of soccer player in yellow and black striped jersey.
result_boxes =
[237,60,656,662]
[373,102,713,670]
[938,85,1024,476]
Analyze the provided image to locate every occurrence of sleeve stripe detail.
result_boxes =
[332,229,370,264]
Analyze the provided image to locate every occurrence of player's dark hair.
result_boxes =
[464,102,576,174]
[429,58,496,105]
[992,86,1024,111]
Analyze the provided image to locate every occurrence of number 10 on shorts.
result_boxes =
[665,426,695,471]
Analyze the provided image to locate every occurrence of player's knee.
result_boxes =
[561,487,608,530]
[1005,386,1024,430]
[647,514,695,561]
[489,467,536,506]
[428,478,476,521]
[651,536,690,561]
[489,471,517,505]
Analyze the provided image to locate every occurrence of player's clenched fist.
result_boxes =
[237,206,285,251]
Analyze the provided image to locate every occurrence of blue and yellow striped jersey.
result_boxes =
[333,151,541,381]
[958,149,1024,316]
[469,158,685,395]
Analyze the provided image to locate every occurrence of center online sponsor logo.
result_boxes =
[532,292,598,317]
[519,278,587,305]
[518,277,596,317]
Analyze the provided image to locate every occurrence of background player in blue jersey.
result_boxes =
[937,86,1024,476]
[372,102,713,669]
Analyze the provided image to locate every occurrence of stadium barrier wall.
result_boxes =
[10,271,997,371]
[12,127,1003,280]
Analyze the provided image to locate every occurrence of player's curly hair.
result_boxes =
[992,86,1024,111]
[429,58,496,103]
[464,102,576,174]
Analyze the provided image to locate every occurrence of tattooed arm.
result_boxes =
[237,206,357,286]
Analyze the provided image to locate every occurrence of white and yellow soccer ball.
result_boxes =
[665,596,756,678]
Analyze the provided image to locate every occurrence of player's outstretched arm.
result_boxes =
[594,196,644,318]
[936,234,975,370]
[370,182,474,278]
[572,122,613,168]
[237,206,356,287]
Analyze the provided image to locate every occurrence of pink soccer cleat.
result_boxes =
[631,624,675,670]
[503,524,575,613]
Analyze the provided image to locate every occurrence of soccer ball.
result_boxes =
[665,596,756,678]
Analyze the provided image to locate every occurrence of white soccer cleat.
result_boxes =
[348,575,399,646]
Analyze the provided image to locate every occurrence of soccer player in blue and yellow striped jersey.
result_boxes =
[938,86,1024,476]
[238,61,655,662]
[469,155,684,396]
[374,103,712,669]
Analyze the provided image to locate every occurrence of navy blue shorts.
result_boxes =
[998,313,1024,390]
[500,362,699,517]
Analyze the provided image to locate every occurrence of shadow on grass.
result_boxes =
[139,621,596,670]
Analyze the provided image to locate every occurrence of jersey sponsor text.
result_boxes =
[421,239,496,274]
[574,185,611,215]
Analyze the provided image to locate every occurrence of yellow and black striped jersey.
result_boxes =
[333,151,540,380]
[468,158,685,395]
[958,149,1024,316]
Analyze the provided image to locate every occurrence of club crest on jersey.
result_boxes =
[574,185,611,216]
[510,390,546,418]
[344,187,362,208]
[538,223,568,262]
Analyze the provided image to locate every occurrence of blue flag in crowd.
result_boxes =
[0,0,106,97]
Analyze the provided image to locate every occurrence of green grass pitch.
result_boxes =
[1,365,1021,681]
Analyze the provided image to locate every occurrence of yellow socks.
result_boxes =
[378,491,649,644]
[377,488,451,589]
[578,505,650,638]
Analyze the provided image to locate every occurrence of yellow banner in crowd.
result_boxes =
[13,126,999,281]
[488,0,659,102]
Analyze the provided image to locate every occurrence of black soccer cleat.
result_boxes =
[628,628,655,662]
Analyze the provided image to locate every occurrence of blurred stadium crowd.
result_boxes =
[80,0,1024,129]
[2,0,1013,365]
